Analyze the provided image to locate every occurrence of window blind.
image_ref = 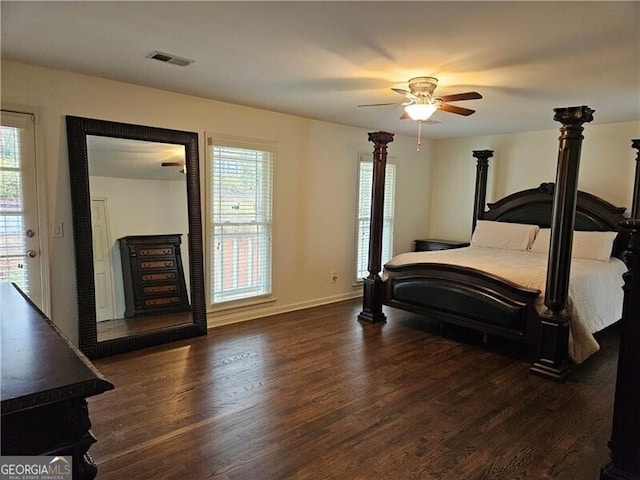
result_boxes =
[356,160,396,280]
[208,140,273,304]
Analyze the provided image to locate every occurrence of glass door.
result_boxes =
[0,111,44,309]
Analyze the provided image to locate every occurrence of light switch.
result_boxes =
[53,222,64,238]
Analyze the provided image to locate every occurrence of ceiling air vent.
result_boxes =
[147,51,195,67]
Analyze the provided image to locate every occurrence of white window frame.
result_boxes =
[355,153,396,282]
[206,134,275,309]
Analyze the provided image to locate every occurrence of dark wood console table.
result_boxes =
[1,282,114,480]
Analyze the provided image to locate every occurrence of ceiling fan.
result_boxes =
[359,77,482,151]
[161,161,186,174]
[359,76,482,119]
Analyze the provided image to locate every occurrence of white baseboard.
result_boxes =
[206,291,363,329]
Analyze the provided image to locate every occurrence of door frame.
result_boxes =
[1,103,51,315]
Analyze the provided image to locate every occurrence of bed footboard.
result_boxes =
[384,263,541,343]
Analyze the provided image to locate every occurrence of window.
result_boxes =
[355,156,396,281]
[207,137,274,305]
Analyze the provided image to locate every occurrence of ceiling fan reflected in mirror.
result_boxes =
[359,77,483,151]
[161,161,186,174]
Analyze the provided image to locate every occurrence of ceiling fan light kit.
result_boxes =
[404,102,439,121]
[358,76,483,152]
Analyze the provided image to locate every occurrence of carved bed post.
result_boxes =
[631,139,640,218]
[358,131,395,323]
[530,106,594,381]
[472,150,493,232]
[601,220,640,480]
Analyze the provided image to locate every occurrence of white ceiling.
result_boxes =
[1,1,639,139]
[87,136,187,181]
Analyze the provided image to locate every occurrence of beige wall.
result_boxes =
[429,122,640,242]
[1,60,432,341]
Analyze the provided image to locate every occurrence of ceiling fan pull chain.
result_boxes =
[416,120,422,152]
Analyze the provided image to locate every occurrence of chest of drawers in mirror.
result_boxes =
[118,234,190,317]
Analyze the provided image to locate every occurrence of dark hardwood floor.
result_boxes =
[90,298,618,480]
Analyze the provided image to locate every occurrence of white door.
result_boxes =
[91,197,116,321]
[0,110,46,310]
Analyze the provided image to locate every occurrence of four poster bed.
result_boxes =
[358,106,640,381]
[384,183,627,365]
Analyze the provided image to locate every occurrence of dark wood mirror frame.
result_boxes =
[66,115,207,359]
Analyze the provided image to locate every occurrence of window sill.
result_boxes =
[208,295,277,314]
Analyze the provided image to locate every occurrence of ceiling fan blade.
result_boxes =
[436,92,483,103]
[161,162,185,167]
[391,87,410,96]
[439,104,476,116]
[391,87,419,102]
[357,102,400,107]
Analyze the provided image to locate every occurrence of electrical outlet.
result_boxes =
[331,271,339,283]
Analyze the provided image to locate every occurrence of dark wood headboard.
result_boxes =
[482,182,629,258]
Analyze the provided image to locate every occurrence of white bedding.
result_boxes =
[385,246,626,363]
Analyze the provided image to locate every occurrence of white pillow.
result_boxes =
[573,231,618,261]
[471,220,539,251]
[530,228,617,262]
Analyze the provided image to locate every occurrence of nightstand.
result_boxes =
[413,239,470,252]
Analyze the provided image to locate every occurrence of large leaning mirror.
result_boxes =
[66,116,207,358]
